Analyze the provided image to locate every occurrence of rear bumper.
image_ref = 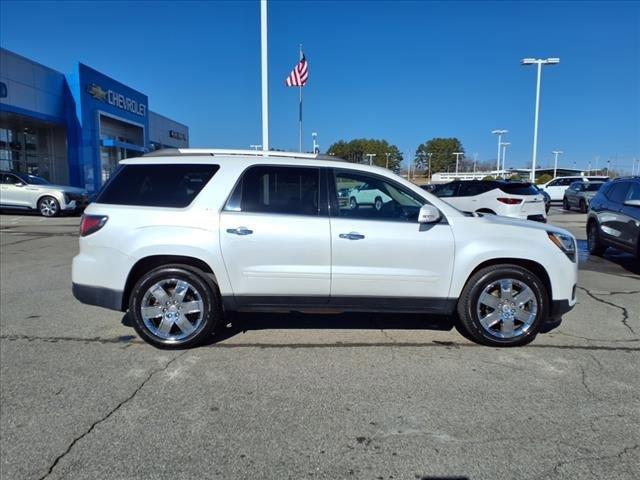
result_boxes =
[550,299,574,319]
[72,283,124,311]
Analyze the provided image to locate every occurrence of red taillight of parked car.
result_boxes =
[497,197,523,205]
[80,215,108,237]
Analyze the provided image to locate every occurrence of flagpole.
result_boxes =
[299,44,303,152]
[260,0,269,152]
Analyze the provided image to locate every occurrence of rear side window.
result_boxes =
[433,183,459,197]
[96,164,219,207]
[607,182,631,204]
[498,183,539,195]
[458,182,494,197]
[226,165,320,216]
[627,182,640,201]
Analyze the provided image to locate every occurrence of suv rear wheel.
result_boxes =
[457,264,548,347]
[579,199,588,213]
[129,265,221,348]
[562,197,570,210]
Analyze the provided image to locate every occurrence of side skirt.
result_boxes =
[223,295,457,315]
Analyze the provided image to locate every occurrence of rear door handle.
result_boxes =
[226,226,253,236]
[339,232,365,240]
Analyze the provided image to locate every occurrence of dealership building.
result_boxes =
[0,48,189,192]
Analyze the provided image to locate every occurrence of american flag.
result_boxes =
[285,55,308,87]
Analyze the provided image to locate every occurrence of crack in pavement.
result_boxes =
[37,351,188,480]
[3,334,640,352]
[539,444,640,479]
[577,286,637,336]
[578,364,601,401]
[553,330,639,343]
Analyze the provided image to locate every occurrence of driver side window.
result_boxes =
[334,170,425,222]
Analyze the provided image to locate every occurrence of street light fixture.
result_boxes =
[501,142,511,178]
[453,152,464,175]
[521,57,560,182]
[365,153,376,166]
[492,129,508,174]
[551,150,563,178]
[250,144,262,151]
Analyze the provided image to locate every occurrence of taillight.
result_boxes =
[497,197,523,205]
[80,215,108,237]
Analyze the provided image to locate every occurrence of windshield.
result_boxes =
[498,183,539,195]
[21,174,50,185]
[584,183,604,192]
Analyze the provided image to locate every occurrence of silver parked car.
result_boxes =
[0,171,88,217]
[562,181,604,213]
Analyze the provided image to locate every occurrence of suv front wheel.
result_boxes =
[129,265,221,348]
[457,264,548,347]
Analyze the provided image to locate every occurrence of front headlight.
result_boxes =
[547,231,576,262]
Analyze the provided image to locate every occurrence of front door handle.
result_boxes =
[227,226,253,236]
[339,232,365,240]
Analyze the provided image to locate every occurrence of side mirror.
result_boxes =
[418,204,441,224]
[624,199,640,207]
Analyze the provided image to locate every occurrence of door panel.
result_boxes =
[220,212,331,296]
[331,170,455,302]
[330,218,455,299]
[219,165,331,298]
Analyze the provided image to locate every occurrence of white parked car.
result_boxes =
[432,180,547,222]
[0,171,88,216]
[540,175,609,202]
[72,149,578,348]
[347,183,392,211]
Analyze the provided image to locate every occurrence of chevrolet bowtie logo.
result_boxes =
[86,83,107,101]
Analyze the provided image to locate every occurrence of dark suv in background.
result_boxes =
[587,177,640,259]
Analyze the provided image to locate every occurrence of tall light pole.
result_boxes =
[501,142,511,178]
[492,129,508,174]
[312,132,319,154]
[427,152,433,183]
[365,153,376,166]
[453,152,464,176]
[551,150,563,178]
[521,57,560,182]
[385,152,391,169]
[260,0,269,151]
[473,153,478,178]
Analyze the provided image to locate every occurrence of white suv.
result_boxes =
[72,149,578,348]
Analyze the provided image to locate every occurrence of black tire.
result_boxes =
[579,199,587,214]
[587,220,607,256]
[456,264,548,347]
[129,264,221,349]
[562,197,570,211]
[349,197,358,210]
[38,196,60,217]
[374,196,383,211]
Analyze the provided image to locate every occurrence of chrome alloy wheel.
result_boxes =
[40,198,58,216]
[476,278,538,339]
[140,278,205,342]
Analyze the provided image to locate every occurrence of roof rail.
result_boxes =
[144,148,344,162]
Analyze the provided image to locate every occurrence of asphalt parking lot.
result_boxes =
[1,208,638,480]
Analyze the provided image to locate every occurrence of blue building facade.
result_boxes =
[0,48,189,192]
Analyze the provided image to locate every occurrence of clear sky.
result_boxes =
[1,0,639,172]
